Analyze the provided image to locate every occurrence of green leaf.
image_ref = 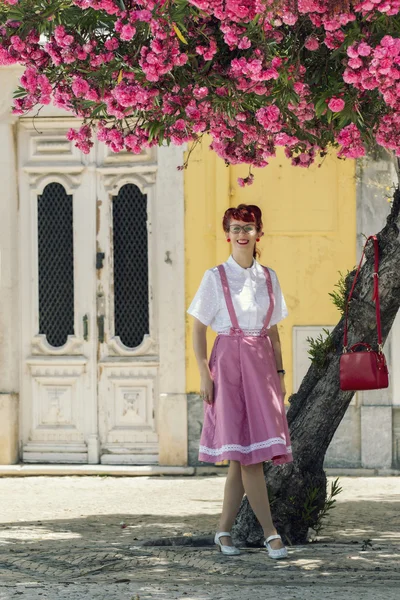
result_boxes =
[315,98,327,118]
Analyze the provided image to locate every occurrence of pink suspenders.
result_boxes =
[217,264,275,335]
[262,266,275,332]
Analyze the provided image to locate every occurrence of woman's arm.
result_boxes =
[267,325,286,399]
[192,318,214,405]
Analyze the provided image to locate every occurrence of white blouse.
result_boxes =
[187,255,288,334]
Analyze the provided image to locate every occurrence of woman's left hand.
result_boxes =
[279,374,286,400]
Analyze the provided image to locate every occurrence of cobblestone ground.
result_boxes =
[0,475,399,600]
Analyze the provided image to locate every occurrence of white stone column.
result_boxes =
[356,154,397,469]
[0,66,22,463]
[361,405,392,469]
[155,144,187,465]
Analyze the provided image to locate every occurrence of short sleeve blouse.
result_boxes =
[187,255,288,334]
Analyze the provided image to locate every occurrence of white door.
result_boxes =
[19,117,160,464]
[95,153,159,464]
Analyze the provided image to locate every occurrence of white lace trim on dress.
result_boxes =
[200,439,292,456]
[217,328,266,336]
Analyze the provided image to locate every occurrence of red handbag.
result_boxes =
[339,235,389,391]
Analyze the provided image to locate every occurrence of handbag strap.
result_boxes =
[343,234,382,352]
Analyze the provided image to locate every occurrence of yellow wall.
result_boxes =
[185,139,356,397]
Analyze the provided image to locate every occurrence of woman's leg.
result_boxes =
[240,463,284,550]
[217,460,245,546]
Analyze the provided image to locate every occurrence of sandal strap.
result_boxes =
[215,531,231,541]
[266,534,282,543]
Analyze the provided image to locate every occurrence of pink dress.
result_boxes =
[198,264,293,466]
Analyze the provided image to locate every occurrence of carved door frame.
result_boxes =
[18,116,187,465]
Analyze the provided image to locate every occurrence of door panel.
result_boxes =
[96,174,159,464]
[19,125,96,462]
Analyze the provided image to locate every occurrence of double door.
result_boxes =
[19,118,160,464]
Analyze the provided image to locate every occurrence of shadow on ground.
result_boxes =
[0,500,399,587]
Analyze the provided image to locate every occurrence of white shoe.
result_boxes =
[214,531,241,556]
[264,534,288,559]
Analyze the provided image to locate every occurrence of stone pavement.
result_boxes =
[0,475,399,600]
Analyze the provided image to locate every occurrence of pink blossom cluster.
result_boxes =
[228,54,280,95]
[0,27,46,67]
[43,25,105,66]
[66,124,94,153]
[336,123,366,158]
[207,107,320,170]
[139,36,188,82]
[256,105,283,132]
[208,111,275,168]
[375,112,400,156]
[196,38,218,60]
[8,61,53,114]
[328,97,345,112]
[324,29,346,50]
[2,0,400,185]
[343,36,400,118]
[220,22,252,50]
[288,80,316,124]
[72,0,121,15]
[189,0,260,22]
[230,56,280,83]
[353,0,400,17]
[97,120,157,153]
[99,80,161,120]
[112,82,158,112]
[284,144,317,168]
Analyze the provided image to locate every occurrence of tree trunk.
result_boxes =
[232,185,400,546]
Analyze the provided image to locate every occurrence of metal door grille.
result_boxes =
[38,182,74,348]
[113,184,149,348]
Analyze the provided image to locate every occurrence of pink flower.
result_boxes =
[358,42,372,56]
[10,35,25,52]
[237,174,254,187]
[293,82,306,95]
[193,86,208,100]
[105,38,119,51]
[305,36,319,51]
[196,38,217,60]
[174,119,186,132]
[120,25,136,41]
[271,56,283,68]
[67,125,93,154]
[238,36,251,50]
[336,124,366,158]
[347,44,359,58]
[348,57,364,69]
[324,30,345,50]
[328,97,346,112]
[193,121,207,133]
[72,76,89,98]
[256,105,283,132]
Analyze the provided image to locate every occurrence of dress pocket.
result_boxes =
[209,335,221,373]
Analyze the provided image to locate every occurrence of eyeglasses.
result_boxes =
[228,224,257,234]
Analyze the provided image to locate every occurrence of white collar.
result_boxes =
[227,255,257,274]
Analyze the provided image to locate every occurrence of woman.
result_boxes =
[187,204,292,560]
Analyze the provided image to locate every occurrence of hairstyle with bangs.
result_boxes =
[222,204,263,259]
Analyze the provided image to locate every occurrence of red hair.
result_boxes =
[222,204,263,259]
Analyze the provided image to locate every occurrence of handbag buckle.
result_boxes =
[378,343,383,353]
[343,346,348,353]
